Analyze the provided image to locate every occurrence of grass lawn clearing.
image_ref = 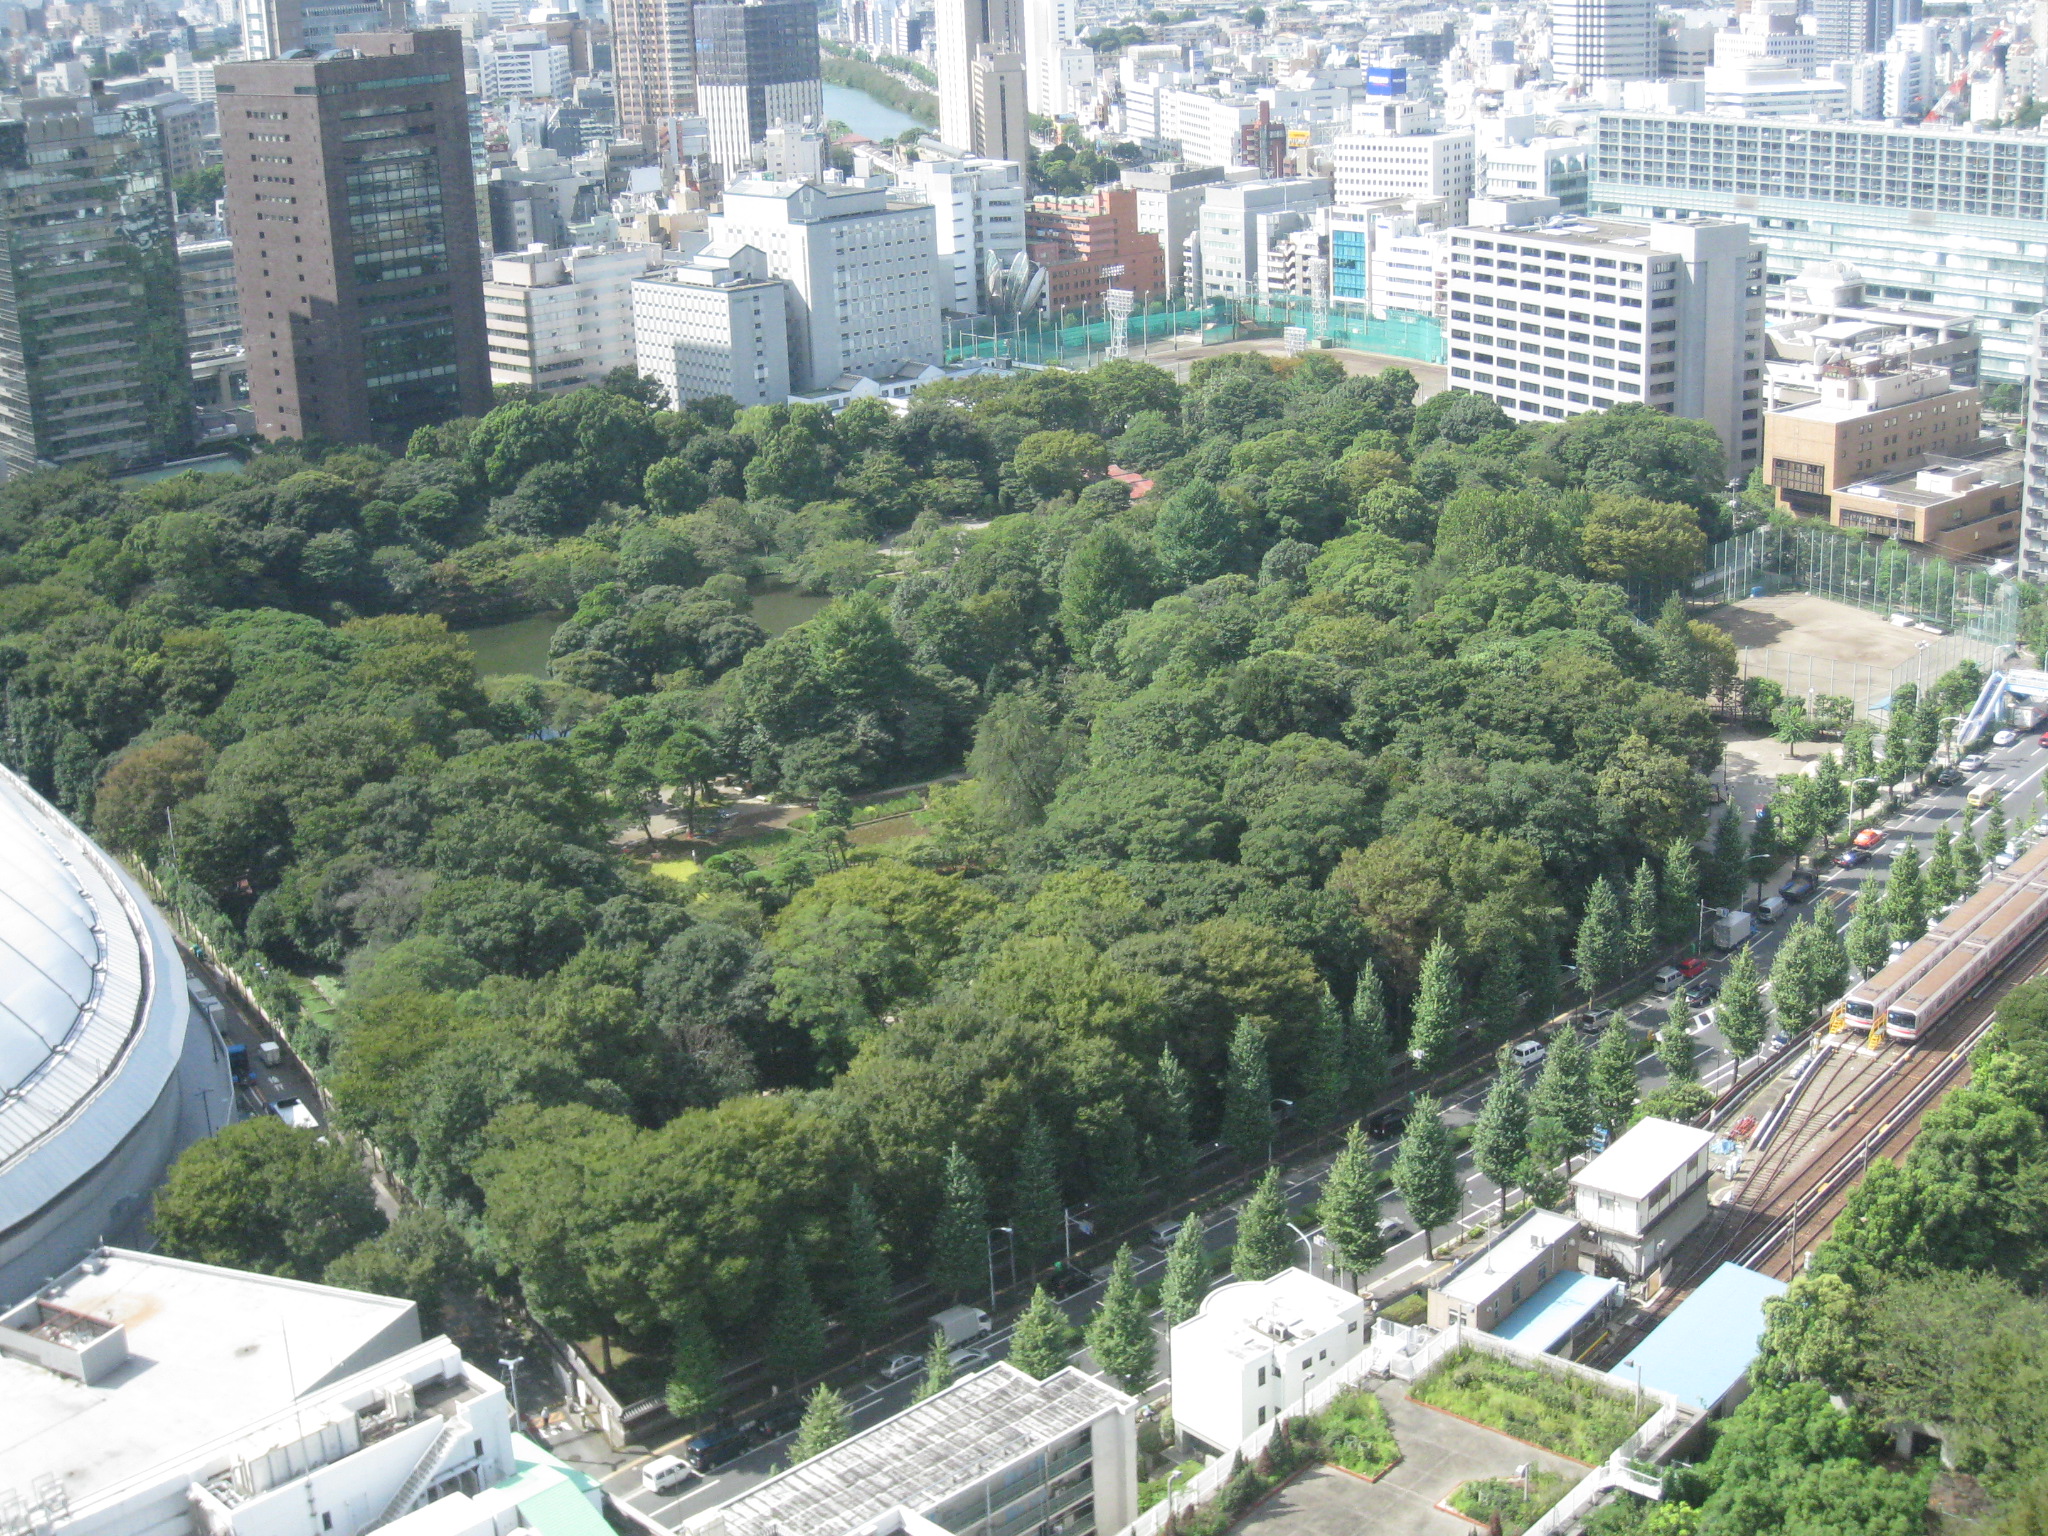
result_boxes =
[1447,1470,1572,1535]
[649,859,702,882]
[1319,1388,1399,1478]
[1379,1292,1427,1326]
[1413,1347,1643,1463]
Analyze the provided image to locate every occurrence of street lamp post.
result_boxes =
[987,1227,1013,1313]
[1268,1098,1293,1164]
[1165,1466,1191,1524]
[498,1356,525,1425]
[1284,1222,1317,1278]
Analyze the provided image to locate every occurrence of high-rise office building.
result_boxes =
[219,30,490,446]
[612,0,697,151]
[714,176,941,391]
[1549,0,1657,80]
[1443,210,1766,469]
[869,145,1026,315]
[1021,0,1091,116]
[1332,124,1475,224]
[937,0,1026,159]
[1814,0,1922,62]
[1120,162,1224,298]
[0,88,192,475]
[238,0,402,60]
[2022,311,2048,577]
[694,0,825,178]
[1590,113,2048,378]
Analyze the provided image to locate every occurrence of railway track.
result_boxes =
[1596,918,2048,1355]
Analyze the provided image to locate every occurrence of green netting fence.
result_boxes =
[945,298,1444,368]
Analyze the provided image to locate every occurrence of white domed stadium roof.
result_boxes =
[0,768,188,1237]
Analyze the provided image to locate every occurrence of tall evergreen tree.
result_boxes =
[913,1329,953,1402]
[1806,903,1851,1002]
[1956,820,1984,889]
[1529,1027,1595,1172]
[1705,807,1751,911]
[1591,1013,1639,1135]
[1089,1117,1144,1231]
[1410,934,1462,1071]
[1574,879,1625,999]
[1925,823,1960,911]
[1624,860,1660,973]
[1011,1112,1064,1272]
[1299,986,1348,1125]
[1717,942,1769,1083]
[1008,1285,1077,1379]
[767,1237,826,1385]
[1984,795,2010,863]
[1392,1096,1460,1257]
[1770,915,1830,1030]
[1221,1018,1274,1163]
[663,1306,723,1423]
[788,1384,852,1464]
[1347,966,1392,1111]
[1476,946,1522,1041]
[1657,989,1698,1085]
[1319,1122,1387,1279]
[1845,884,1891,979]
[1884,840,1927,943]
[1155,1047,1198,1197]
[1084,1245,1156,1393]
[1160,1212,1212,1326]
[930,1142,988,1300]
[840,1183,894,1350]
[1233,1168,1295,1281]
[1661,836,1702,945]
[1472,1050,1532,1222]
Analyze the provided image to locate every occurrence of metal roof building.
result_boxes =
[0,766,230,1299]
[1607,1261,1788,1414]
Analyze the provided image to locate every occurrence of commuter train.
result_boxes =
[1843,834,2048,1043]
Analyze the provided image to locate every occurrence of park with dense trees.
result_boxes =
[0,351,1881,1412]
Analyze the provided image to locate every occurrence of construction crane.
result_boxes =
[1923,23,2010,123]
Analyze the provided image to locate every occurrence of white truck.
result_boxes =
[929,1305,991,1346]
[1710,909,1753,952]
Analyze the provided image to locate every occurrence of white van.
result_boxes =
[641,1456,697,1496]
[1509,1039,1547,1070]
[1650,966,1684,994]
[1755,895,1789,925]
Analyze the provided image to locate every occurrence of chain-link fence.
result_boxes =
[1692,523,2019,647]
[1734,631,2001,718]
[943,297,1444,369]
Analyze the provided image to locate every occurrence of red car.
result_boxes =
[1676,957,1710,980]
[1852,828,1886,850]
[2038,731,2048,748]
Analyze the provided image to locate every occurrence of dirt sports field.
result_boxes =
[1705,592,1938,671]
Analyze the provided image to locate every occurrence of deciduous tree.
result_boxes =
[1161,1213,1212,1326]
[1319,1122,1386,1279]
[1233,1168,1295,1281]
[1009,1285,1079,1379]
[1472,1052,1531,1221]
[1410,934,1462,1071]
[930,1143,988,1300]
[1391,1096,1460,1257]
[1222,1018,1274,1163]
[1592,1013,1639,1135]
[1085,1246,1156,1392]
[789,1384,852,1463]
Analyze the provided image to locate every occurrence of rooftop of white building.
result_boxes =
[1435,1208,1580,1308]
[0,1248,419,1510]
[1171,1267,1362,1362]
[1572,1117,1715,1202]
[687,1364,1130,1536]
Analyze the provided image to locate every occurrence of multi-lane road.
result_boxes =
[605,734,2048,1532]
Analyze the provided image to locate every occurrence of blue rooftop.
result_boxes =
[1607,1262,1788,1411]
[1494,1272,1621,1355]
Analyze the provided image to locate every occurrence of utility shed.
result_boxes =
[1607,1261,1788,1415]
[1493,1271,1623,1358]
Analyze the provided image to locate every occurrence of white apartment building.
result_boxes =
[632,242,792,407]
[1371,215,1447,318]
[682,1363,1138,1536]
[484,243,663,396]
[936,0,1026,161]
[1478,133,1590,216]
[714,177,942,392]
[1550,0,1657,80]
[1194,176,1332,298]
[151,48,217,101]
[1701,63,1847,117]
[1020,0,1085,115]
[1156,91,1262,171]
[1445,210,1766,469]
[1591,113,2048,380]
[1332,126,1474,224]
[1168,1269,1367,1454]
[1571,1117,1716,1277]
[866,146,1025,315]
[1120,161,1226,296]
[2021,312,2048,577]
[479,30,574,98]
[0,1247,596,1536]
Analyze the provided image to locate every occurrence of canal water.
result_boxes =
[459,587,831,679]
[823,81,925,141]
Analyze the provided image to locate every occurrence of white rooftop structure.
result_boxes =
[686,1363,1137,1536]
[1168,1269,1366,1452]
[1436,1208,1581,1309]
[0,1248,534,1536]
[1574,1119,1715,1202]
[0,766,230,1300]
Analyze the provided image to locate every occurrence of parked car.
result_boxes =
[948,1346,991,1372]
[1686,979,1720,1006]
[878,1353,923,1381]
[750,1402,802,1441]
[1377,1218,1412,1243]
[1755,894,1790,925]
[1835,847,1870,868]
[1571,1011,1606,1038]
[1937,767,1964,786]
[1677,957,1710,980]
[1365,1111,1404,1139]
[1509,1039,1548,1070]
[1995,729,2020,747]
[1852,828,1886,850]
[1149,1219,1184,1248]
[1651,965,1685,994]
[1780,872,1820,902]
[1996,849,2021,869]
[269,1096,318,1130]
[1959,754,1987,773]
[641,1456,699,1497]
[681,1423,756,1474]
